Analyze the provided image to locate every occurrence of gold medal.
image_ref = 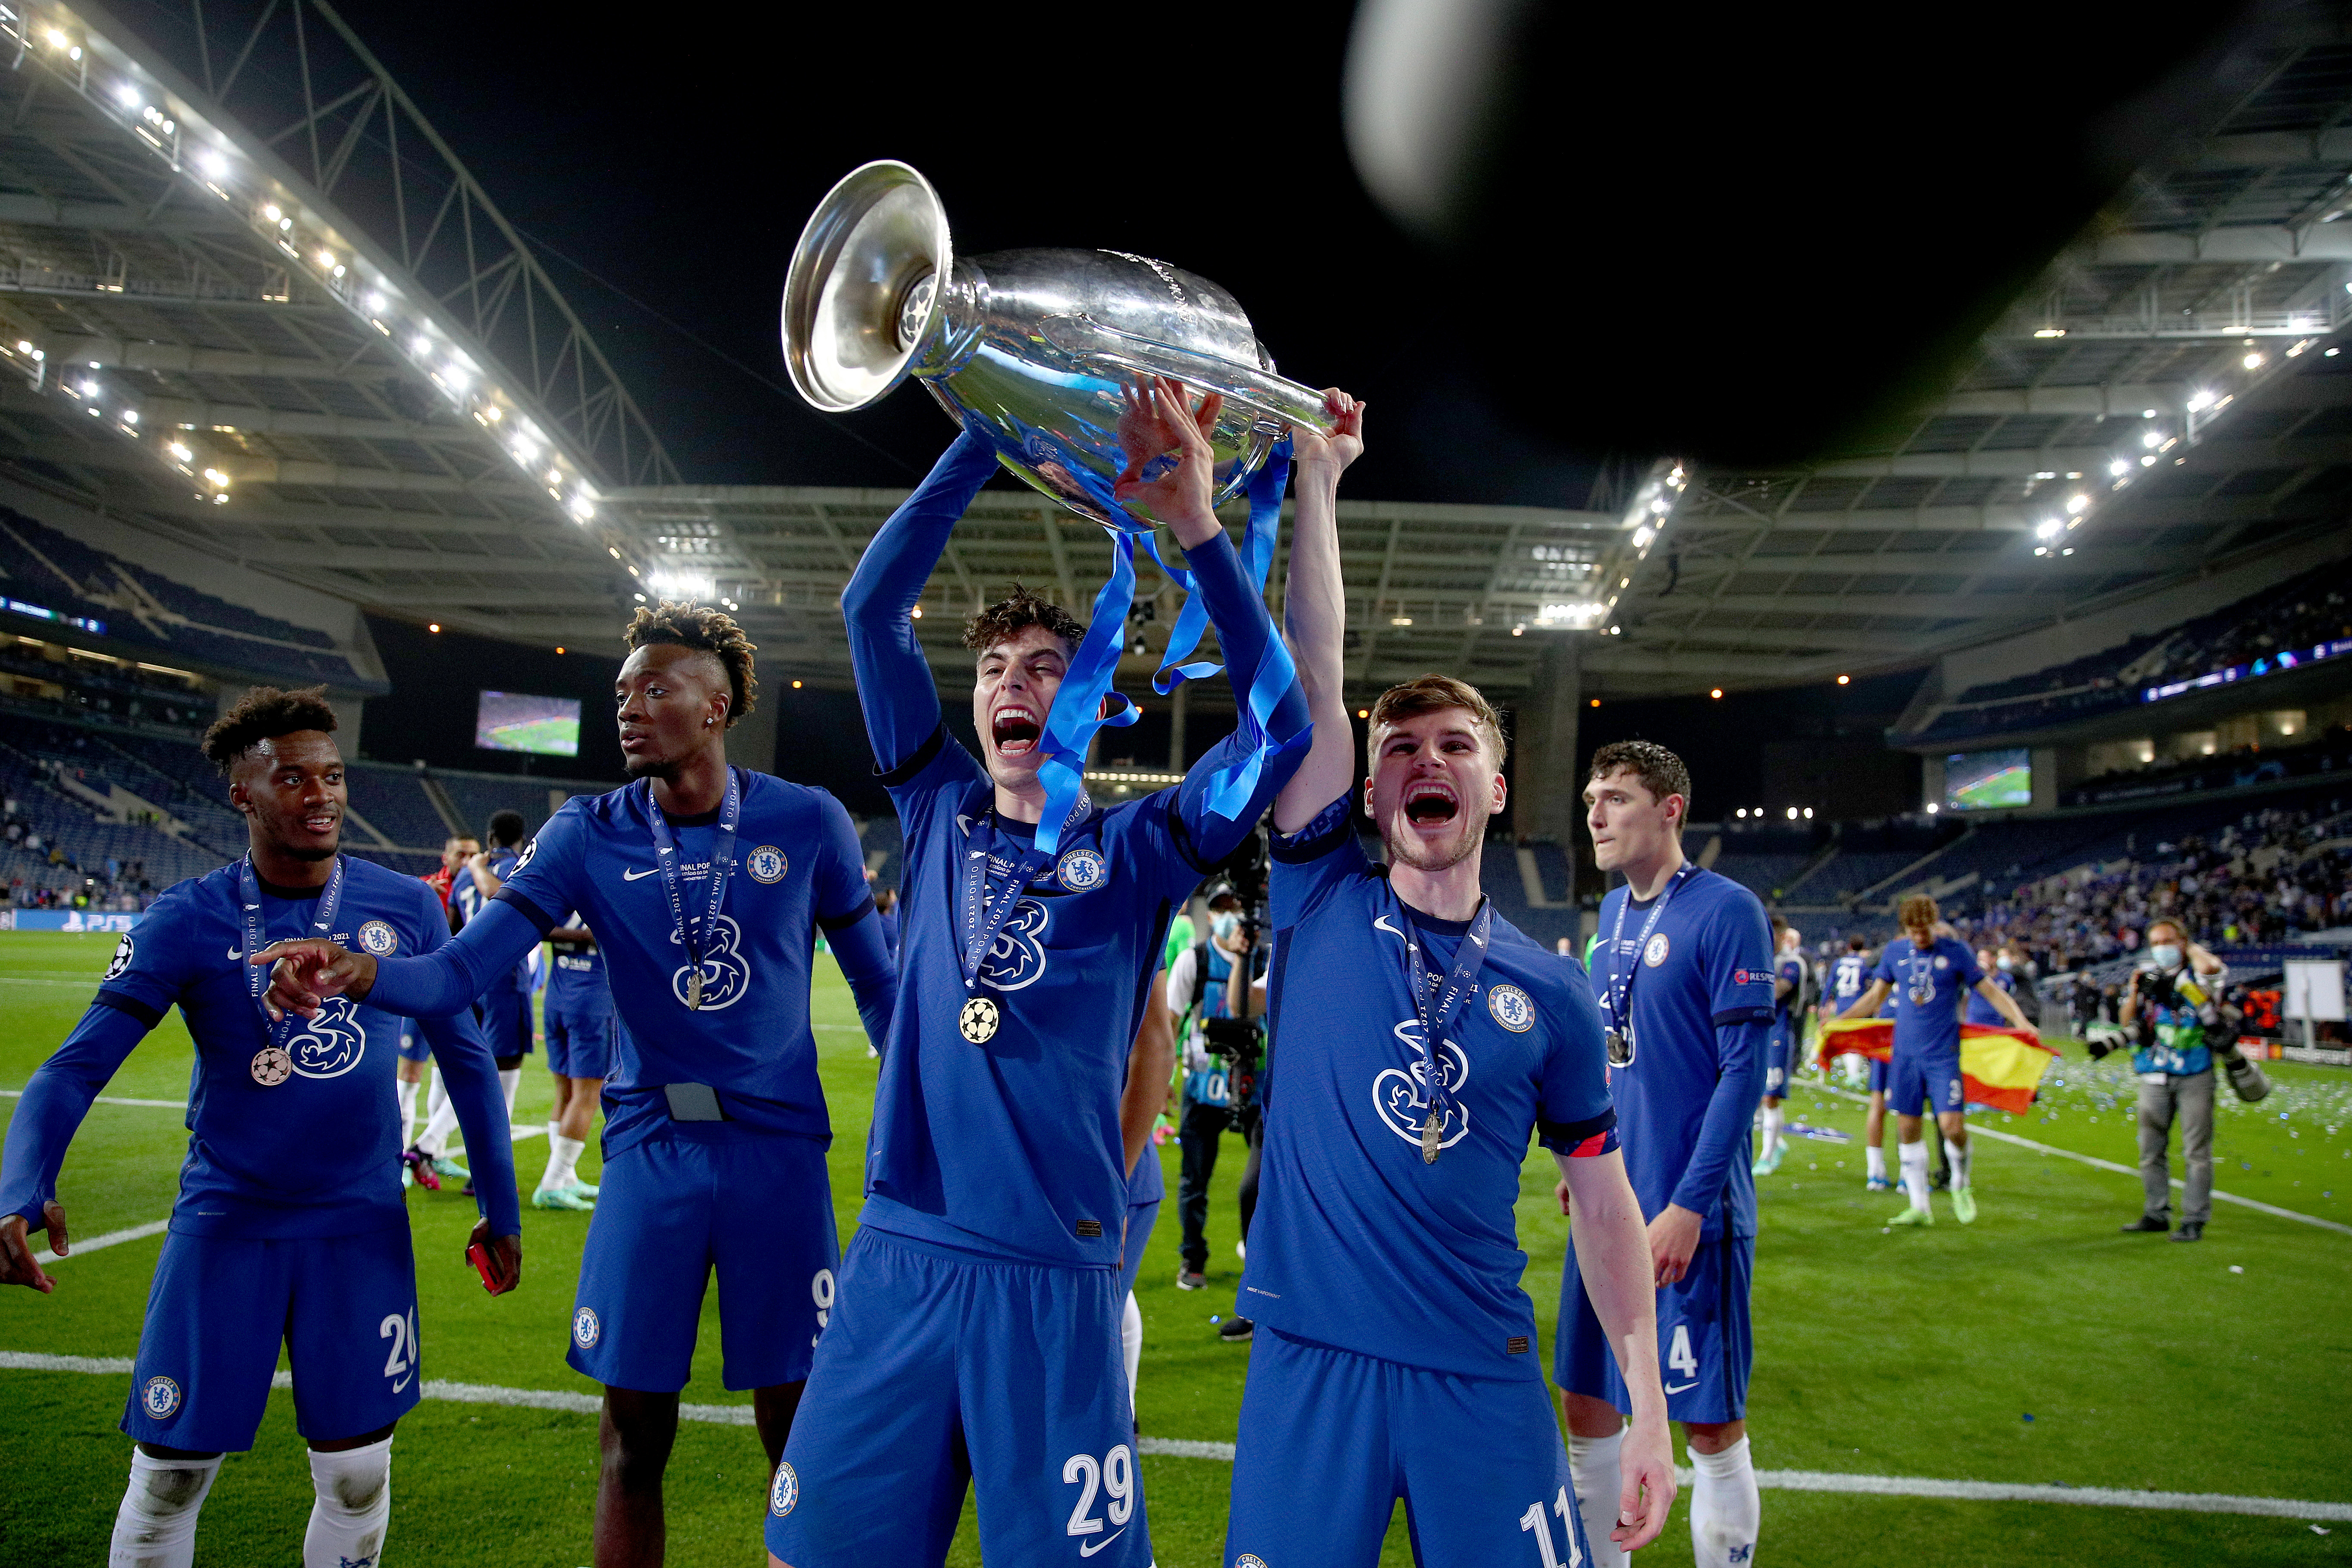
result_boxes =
[958,995,999,1044]
[250,1047,293,1087]
[1421,1108,1442,1164]
[687,969,704,1011]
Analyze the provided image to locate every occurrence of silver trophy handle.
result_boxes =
[1038,315,1335,436]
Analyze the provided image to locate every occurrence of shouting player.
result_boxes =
[0,686,520,1568]
[766,377,1309,1568]
[1564,741,1774,1568]
[258,608,894,1568]
[1224,391,1675,1567]
[1834,893,2035,1226]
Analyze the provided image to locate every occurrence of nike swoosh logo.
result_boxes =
[1665,1380,1698,1393]
[1079,1528,1125,1558]
[622,867,659,881]
[227,948,243,960]
[1373,916,1404,940]
[956,813,973,834]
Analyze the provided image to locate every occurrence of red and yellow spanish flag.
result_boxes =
[1816,1017,2057,1114]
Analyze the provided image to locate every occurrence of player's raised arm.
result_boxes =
[841,427,1001,772]
[1272,390,1363,836]
[1126,377,1309,862]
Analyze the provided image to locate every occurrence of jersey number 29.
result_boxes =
[1063,1444,1135,1538]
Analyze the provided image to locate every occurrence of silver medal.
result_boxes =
[958,995,1000,1044]
[250,1047,293,1086]
[688,969,704,1011]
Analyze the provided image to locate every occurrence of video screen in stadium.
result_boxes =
[474,690,581,757]
[1944,747,2032,812]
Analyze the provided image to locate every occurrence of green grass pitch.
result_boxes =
[484,716,580,757]
[4,928,2350,1565]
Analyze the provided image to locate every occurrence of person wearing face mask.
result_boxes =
[1963,946,2019,1028]
[2116,919,2232,1242]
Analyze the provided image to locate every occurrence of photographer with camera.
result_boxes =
[2107,917,2266,1242]
[1168,889,1256,1293]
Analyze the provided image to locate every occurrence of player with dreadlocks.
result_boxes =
[257,606,897,1567]
[1,685,519,1568]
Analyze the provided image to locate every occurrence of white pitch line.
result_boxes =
[0,1087,188,1109]
[1796,1081,2352,1238]
[31,1219,169,1265]
[1,1351,2343,1522]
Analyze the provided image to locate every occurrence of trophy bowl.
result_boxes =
[782,159,1331,533]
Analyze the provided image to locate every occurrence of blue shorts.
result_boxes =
[125,1224,419,1452]
[567,1127,836,1393]
[1228,1329,1584,1568]
[473,989,532,1059]
[1763,1030,1792,1097]
[397,1025,430,1064]
[1888,1049,1965,1117]
[769,1228,1146,1568]
[1118,1198,1160,1302]
[1868,1056,1890,1093]
[544,1008,612,1080]
[1558,1232,1753,1426]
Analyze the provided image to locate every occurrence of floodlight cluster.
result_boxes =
[0,5,657,579]
[1521,462,1686,637]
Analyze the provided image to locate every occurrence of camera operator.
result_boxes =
[2110,919,2232,1242]
[1168,888,1258,1294]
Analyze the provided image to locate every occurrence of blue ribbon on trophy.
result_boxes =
[781,160,1337,856]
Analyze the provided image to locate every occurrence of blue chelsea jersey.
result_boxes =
[1964,967,2016,1027]
[1239,801,1617,1380]
[454,846,529,995]
[545,910,611,1020]
[1592,868,1775,1242]
[1872,936,1983,1058]
[84,858,495,1239]
[495,769,873,1155]
[861,723,1289,1271]
[1773,953,1806,1034]
[1831,953,1869,1004]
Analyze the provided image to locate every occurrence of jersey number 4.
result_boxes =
[1063,1444,1136,1540]
[1520,1486,1583,1567]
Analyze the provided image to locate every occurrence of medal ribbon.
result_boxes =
[644,766,741,1009]
[1602,862,1697,1046]
[239,851,345,1049]
[1399,899,1494,1163]
[956,793,1092,997]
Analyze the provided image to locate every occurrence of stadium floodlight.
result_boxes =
[649,569,714,600]
[365,291,387,313]
[2109,459,2130,476]
[2187,389,2216,410]
[1785,806,1798,820]
[80,380,98,397]
[166,442,191,462]
[1803,807,1814,819]
[411,335,432,357]
[121,410,137,424]
[263,202,282,221]
[2067,494,2088,512]
[2244,352,2264,370]
[2035,518,2061,540]
[112,81,138,108]
[1926,802,1939,815]
[1633,527,1652,549]
[1736,808,1747,818]
[2141,430,2162,448]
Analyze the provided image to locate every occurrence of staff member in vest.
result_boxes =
[2115,919,2229,1242]
[1167,895,1251,1291]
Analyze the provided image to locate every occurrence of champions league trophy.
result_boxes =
[778,160,1325,854]
[781,159,1332,531]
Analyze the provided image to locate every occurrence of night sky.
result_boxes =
[303,1,2259,501]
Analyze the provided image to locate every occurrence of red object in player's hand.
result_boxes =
[466,1240,504,1295]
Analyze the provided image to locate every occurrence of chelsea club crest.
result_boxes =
[358,920,398,956]
[770,1460,799,1517]
[572,1306,600,1349]
[1486,982,1535,1033]
[140,1375,181,1419]
[747,844,788,884]
[1056,847,1106,891]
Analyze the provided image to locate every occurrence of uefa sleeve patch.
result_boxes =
[104,934,134,982]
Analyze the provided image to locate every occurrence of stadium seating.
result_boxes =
[1708,852,1813,901]
[1907,558,2352,744]
[0,506,375,689]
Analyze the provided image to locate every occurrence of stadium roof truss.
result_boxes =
[1631,25,2352,700]
[3,3,2346,710]
[0,0,680,648]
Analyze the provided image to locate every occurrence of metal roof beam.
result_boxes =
[1937,384,2183,416]
[1807,449,2113,479]
[2192,129,2352,168]
[1707,547,2147,578]
[28,332,394,382]
[2078,227,2352,264]
[1645,592,2073,618]
[1680,504,2035,531]
[0,192,245,234]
